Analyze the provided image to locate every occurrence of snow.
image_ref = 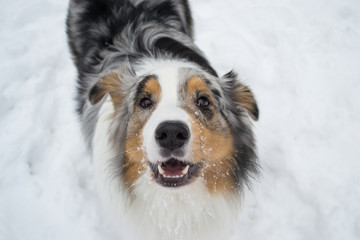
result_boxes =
[1,0,360,239]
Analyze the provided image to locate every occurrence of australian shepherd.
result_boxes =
[66,0,259,239]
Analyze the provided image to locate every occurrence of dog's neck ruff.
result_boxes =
[129,174,239,240]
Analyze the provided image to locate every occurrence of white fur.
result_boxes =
[93,96,239,240]
[92,98,123,207]
[128,173,238,240]
[141,62,194,164]
[134,58,197,77]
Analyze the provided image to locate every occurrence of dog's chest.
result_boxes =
[125,175,237,240]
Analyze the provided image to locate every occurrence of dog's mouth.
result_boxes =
[149,158,201,187]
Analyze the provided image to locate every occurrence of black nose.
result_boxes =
[155,121,190,151]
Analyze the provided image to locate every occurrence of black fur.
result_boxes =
[220,72,259,186]
[135,74,158,97]
[154,37,218,77]
[67,0,216,115]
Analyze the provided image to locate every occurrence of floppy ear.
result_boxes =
[89,72,124,106]
[221,71,259,121]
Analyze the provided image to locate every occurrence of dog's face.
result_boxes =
[89,60,258,195]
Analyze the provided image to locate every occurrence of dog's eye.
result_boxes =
[196,96,210,107]
[140,97,153,108]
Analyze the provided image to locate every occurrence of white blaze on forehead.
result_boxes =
[141,62,193,164]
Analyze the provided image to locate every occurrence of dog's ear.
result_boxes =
[89,72,123,106]
[220,71,259,121]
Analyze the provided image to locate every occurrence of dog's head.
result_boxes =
[89,59,258,195]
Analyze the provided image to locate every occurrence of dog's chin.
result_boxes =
[149,158,201,188]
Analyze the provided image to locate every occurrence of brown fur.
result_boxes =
[189,114,236,194]
[235,84,258,121]
[123,78,162,190]
[123,130,145,191]
[89,73,124,106]
[187,76,210,94]
[184,76,237,194]
[142,77,161,99]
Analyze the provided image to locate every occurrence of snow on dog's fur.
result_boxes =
[67,0,259,239]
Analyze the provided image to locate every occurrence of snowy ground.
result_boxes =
[1,0,360,239]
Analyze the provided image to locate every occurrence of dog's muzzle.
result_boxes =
[149,121,200,187]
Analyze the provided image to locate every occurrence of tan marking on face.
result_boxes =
[122,77,161,191]
[189,114,236,194]
[183,76,237,194]
[142,77,161,99]
[123,129,145,191]
[187,76,210,95]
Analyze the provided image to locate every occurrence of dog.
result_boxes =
[67,0,259,239]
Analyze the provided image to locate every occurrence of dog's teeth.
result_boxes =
[182,165,189,174]
[158,165,165,175]
[160,172,186,179]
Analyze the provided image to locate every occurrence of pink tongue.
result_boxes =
[161,160,186,176]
